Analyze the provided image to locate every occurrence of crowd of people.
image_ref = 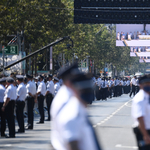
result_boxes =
[130,47,150,53]
[0,70,141,138]
[93,75,139,101]
[0,73,62,138]
[117,30,150,41]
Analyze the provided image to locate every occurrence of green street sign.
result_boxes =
[0,45,18,55]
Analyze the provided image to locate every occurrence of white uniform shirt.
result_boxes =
[32,80,37,95]
[17,82,27,101]
[123,81,127,86]
[113,80,117,86]
[127,80,130,86]
[4,84,17,102]
[132,89,150,129]
[47,80,54,95]
[54,82,60,96]
[37,81,46,96]
[136,79,139,86]
[105,80,108,88]
[131,78,136,86]
[26,80,36,97]
[120,80,123,86]
[101,80,105,88]
[51,85,99,150]
[108,80,113,87]
[0,84,5,103]
[97,78,101,87]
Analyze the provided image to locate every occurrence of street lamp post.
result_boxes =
[2,46,5,75]
[5,56,8,66]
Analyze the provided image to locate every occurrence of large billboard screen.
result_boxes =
[130,47,150,57]
[116,24,150,47]
[139,59,150,63]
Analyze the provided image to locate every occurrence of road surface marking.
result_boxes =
[116,144,138,149]
[93,99,132,128]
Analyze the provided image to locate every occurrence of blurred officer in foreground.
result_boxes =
[0,78,6,137]
[36,75,46,124]
[16,75,27,133]
[26,74,36,130]
[2,77,17,138]
[132,75,150,150]
[45,74,54,121]
[51,63,102,150]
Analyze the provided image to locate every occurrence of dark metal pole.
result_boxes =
[4,36,72,70]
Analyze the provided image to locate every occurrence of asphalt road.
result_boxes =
[0,94,137,150]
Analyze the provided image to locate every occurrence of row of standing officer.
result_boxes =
[0,74,60,138]
[93,76,131,101]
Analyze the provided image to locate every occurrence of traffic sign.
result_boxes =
[0,45,18,55]
[74,0,150,24]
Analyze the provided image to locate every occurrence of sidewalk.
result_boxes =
[0,112,54,150]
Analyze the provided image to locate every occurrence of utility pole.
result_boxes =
[29,43,31,74]
[2,46,5,75]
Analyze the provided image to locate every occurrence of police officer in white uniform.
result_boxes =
[53,77,60,97]
[114,77,118,97]
[51,64,102,150]
[36,75,46,124]
[132,75,150,150]
[0,78,6,137]
[26,74,36,129]
[108,77,113,98]
[45,74,54,121]
[130,76,136,97]
[16,75,27,133]
[2,77,17,138]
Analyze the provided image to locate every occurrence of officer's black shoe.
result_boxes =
[5,135,15,138]
[25,126,33,130]
[36,121,44,124]
[16,129,24,133]
[1,134,6,137]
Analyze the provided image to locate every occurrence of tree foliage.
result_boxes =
[0,0,145,74]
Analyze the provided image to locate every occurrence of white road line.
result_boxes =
[93,99,132,128]
[116,144,138,149]
[3,144,12,147]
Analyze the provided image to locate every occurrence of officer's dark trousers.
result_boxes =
[46,93,53,120]
[136,86,140,94]
[95,85,100,100]
[130,85,136,97]
[106,87,109,98]
[27,97,34,128]
[16,101,25,132]
[5,100,15,137]
[128,85,131,94]
[101,88,105,100]
[114,86,117,97]
[133,127,150,150]
[109,87,112,98]
[38,95,45,122]
[0,102,6,136]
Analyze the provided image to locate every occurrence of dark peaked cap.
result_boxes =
[26,74,33,79]
[71,73,93,90]
[39,75,44,79]
[16,75,24,80]
[47,74,53,78]
[0,78,6,83]
[53,77,59,82]
[6,77,14,83]
[58,63,79,79]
